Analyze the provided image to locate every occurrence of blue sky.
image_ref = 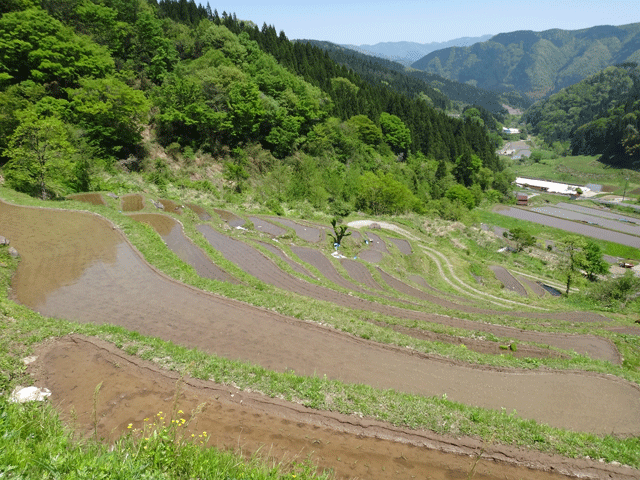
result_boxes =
[204,0,638,45]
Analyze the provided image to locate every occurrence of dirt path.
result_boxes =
[30,336,638,480]
[1,200,636,434]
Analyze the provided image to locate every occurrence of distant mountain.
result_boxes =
[411,23,640,101]
[342,36,494,66]
[302,40,531,114]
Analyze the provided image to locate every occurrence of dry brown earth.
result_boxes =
[268,217,325,243]
[489,266,528,297]
[195,224,620,362]
[249,216,287,236]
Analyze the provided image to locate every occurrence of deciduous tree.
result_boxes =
[4,110,75,199]
[504,227,536,252]
[580,240,609,281]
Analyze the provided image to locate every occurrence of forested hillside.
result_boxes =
[411,24,640,102]
[302,39,530,115]
[524,63,640,167]
[0,0,511,218]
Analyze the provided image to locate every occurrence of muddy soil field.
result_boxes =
[128,213,240,284]
[495,206,640,249]
[195,223,619,361]
[2,199,639,479]
[531,206,640,236]
[30,336,637,480]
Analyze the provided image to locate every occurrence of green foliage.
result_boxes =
[445,184,475,210]
[66,77,150,158]
[560,236,585,295]
[0,80,46,155]
[413,26,640,102]
[4,109,75,199]
[379,112,411,154]
[587,270,640,308]
[504,227,536,252]
[355,171,419,215]
[0,0,508,219]
[453,151,482,187]
[223,148,250,193]
[265,198,284,215]
[328,218,351,246]
[527,64,640,144]
[0,7,114,88]
[580,240,609,281]
[347,115,382,146]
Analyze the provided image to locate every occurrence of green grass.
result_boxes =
[0,394,327,480]
[477,209,640,260]
[511,153,640,195]
[2,299,640,470]
[1,187,640,471]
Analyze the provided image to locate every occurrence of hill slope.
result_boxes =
[411,23,640,101]
[302,39,531,114]
[523,62,640,167]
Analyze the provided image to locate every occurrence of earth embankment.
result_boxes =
[1,200,637,435]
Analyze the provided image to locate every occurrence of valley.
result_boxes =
[2,187,640,479]
[2,1,640,479]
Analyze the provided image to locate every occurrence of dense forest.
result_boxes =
[301,39,530,115]
[0,0,512,218]
[524,63,640,167]
[411,24,640,102]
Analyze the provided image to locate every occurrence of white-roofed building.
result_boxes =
[514,177,591,196]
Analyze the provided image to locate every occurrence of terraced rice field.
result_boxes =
[2,195,639,480]
[495,205,640,249]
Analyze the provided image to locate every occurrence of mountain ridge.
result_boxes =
[341,35,494,65]
[411,23,640,101]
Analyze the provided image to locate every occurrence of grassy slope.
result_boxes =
[511,153,640,195]
[0,185,639,469]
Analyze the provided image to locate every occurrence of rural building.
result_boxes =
[502,127,521,134]
[514,177,590,196]
[516,193,529,205]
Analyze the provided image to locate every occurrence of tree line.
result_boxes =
[0,0,512,218]
[525,63,640,167]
